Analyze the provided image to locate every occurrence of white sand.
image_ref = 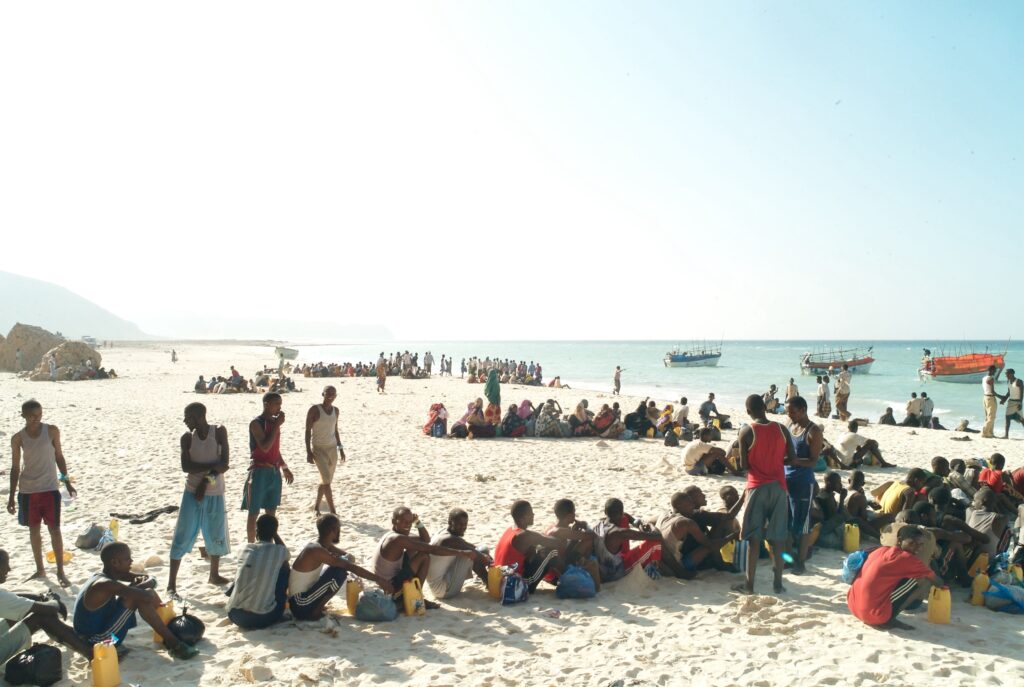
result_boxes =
[2,342,1023,686]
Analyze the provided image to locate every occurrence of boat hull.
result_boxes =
[801,359,874,375]
[919,353,1004,383]
[664,355,721,368]
[275,346,299,360]
[919,370,990,384]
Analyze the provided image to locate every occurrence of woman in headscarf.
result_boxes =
[449,402,476,438]
[484,370,502,425]
[502,403,527,437]
[569,400,595,437]
[467,397,496,438]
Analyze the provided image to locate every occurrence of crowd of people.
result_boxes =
[193,366,299,395]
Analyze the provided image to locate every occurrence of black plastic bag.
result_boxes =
[4,644,63,687]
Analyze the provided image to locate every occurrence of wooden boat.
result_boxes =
[800,346,874,375]
[664,343,722,368]
[274,346,299,361]
[919,348,1005,384]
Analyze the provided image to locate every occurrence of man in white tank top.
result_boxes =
[999,368,1024,438]
[167,402,231,595]
[982,366,998,438]
[305,386,345,516]
[7,400,76,587]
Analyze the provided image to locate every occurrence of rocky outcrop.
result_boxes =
[29,341,102,381]
[0,323,65,372]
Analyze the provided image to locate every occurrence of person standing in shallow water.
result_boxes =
[613,366,622,395]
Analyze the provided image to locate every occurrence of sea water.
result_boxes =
[285,340,1021,435]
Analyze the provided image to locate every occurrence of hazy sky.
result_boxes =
[1,2,1021,340]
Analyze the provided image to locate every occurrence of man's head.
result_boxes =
[931,456,950,477]
[511,500,534,528]
[317,513,341,543]
[447,508,469,536]
[745,393,766,420]
[682,485,706,509]
[1007,368,1017,382]
[708,393,715,402]
[553,499,576,523]
[0,549,9,583]
[699,427,714,442]
[896,525,926,554]
[823,375,830,384]
[848,469,865,490]
[256,514,279,542]
[842,364,849,371]
[816,376,822,384]
[911,500,935,526]
[680,397,688,405]
[100,542,132,574]
[988,365,996,375]
[845,420,858,434]
[973,485,996,511]
[183,402,207,431]
[949,458,966,475]
[884,407,893,416]
[719,485,739,508]
[21,400,42,426]
[670,491,695,516]
[785,396,808,424]
[928,486,952,509]
[911,392,917,399]
[824,471,843,492]
[990,453,1006,470]
[604,498,624,522]
[906,468,928,490]
[391,506,415,535]
[262,392,283,415]
[921,392,928,400]
[322,386,337,403]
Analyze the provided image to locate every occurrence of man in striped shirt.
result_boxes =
[227,514,290,630]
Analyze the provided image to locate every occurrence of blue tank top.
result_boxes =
[785,422,817,485]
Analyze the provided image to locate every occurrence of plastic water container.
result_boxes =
[402,578,426,616]
[91,641,120,687]
[971,573,990,606]
[487,566,503,600]
[927,587,951,624]
[1010,564,1023,582]
[109,519,120,542]
[843,524,860,553]
[967,552,989,578]
[720,541,736,565]
[153,601,175,643]
[45,550,73,564]
[345,579,362,615]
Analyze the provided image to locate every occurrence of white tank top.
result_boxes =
[288,542,325,596]
[372,532,404,582]
[310,405,338,447]
[1010,381,1023,402]
[185,425,224,496]
[18,424,59,494]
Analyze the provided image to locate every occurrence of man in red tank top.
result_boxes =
[735,394,795,595]
[493,501,578,592]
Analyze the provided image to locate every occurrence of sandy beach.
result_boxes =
[2,341,1022,687]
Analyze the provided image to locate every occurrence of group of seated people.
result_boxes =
[877,406,957,431]
[294,361,372,378]
[464,361,546,386]
[194,368,299,395]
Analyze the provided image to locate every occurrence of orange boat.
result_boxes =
[919,350,1005,384]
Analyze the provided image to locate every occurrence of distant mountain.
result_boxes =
[0,271,150,340]
[138,311,394,342]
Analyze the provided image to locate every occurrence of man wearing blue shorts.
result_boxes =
[168,403,231,595]
[243,393,294,543]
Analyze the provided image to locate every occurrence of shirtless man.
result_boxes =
[653,492,733,579]
[683,485,742,538]
[544,500,601,591]
[73,543,198,659]
[493,500,580,592]
[846,470,887,538]
[289,514,392,621]
[427,509,492,599]
[593,499,663,582]
[372,507,484,609]
[243,393,295,543]
[305,386,345,516]
[7,401,76,587]
[168,403,230,595]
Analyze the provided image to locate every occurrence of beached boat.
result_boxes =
[274,346,299,360]
[664,344,722,368]
[919,348,1005,384]
[800,346,874,375]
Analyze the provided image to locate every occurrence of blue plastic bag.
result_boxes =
[555,565,596,599]
[983,581,1024,614]
[354,589,398,621]
[500,575,529,605]
[841,547,878,584]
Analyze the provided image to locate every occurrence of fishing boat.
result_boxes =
[919,347,1005,384]
[663,343,722,368]
[274,346,299,361]
[800,346,874,375]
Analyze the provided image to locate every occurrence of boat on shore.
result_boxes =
[274,346,299,361]
[664,343,722,368]
[800,346,874,375]
[919,348,1005,384]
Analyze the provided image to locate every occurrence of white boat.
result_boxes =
[800,346,874,375]
[274,346,299,360]
[663,344,722,368]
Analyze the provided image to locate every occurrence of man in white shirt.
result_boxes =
[817,376,832,418]
[999,368,1024,439]
[982,366,998,438]
[832,422,894,468]
[835,365,852,421]
[919,392,934,430]
[903,392,924,426]
[785,379,799,403]
[674,398,690,427]
[682,428,733,475]
[0,549,90,665]
[427,509,491,600]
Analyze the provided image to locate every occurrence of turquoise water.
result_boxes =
[287,340,1021,434]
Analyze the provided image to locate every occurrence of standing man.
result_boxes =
[835,364,852,421]
[919,392,934,430]
[168,402,231,595]
[784,396,823,574]
[242,393,294,543]
[613,366,622,395]
[734,394,796,594]
[7,400,76,587]
[999,368,1024,439]
[817,375,832,419]
[424,351,434,376]
[785,378,799,403]
[982,365,998,438]
[47,354,57,381]
[305,386,344,516]
[376,357,387,394]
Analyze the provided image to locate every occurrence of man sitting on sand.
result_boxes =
[593,498,663,582]
[243,393,295,543]
[7,400,77,588]
[846,471,888,539]
[493,500,576,592]
[698,394,728,428]
[682,428,735,475]
[1,549,91,665]
[878,407,897,426]
[877,469,929,515]
[168,402,231,596]
[653,492,732,579]
[74,542,199,658]
[226,514,290,630]
[847,526,946,631]
[289,514,393,621]
[426,509,493,600]
[832,421,894,468]
[372,507,485,609]
[543,500,602,590]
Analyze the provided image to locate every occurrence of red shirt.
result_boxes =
[493,527,525,571]
[979,468,1005,494]
[746,422,787,490]
[847,547,933,625]
[1012,468,1024,495]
